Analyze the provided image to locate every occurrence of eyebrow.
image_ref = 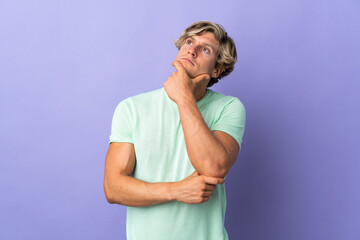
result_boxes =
[188,36,216,53]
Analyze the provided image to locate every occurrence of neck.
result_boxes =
[194,85,208,102]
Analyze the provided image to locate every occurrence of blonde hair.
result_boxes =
[174,21,237,87]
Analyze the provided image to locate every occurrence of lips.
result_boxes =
[180,58,194,66]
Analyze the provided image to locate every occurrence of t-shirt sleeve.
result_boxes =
[109,99,134,144]
[210,98,246,150]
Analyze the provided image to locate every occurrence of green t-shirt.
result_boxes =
[109,87,246,240]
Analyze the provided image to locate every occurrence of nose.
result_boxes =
[187,45,197,57]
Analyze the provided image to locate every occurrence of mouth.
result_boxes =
[180,58,194,66]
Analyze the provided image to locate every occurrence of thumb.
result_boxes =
[190,171,199,176]
[193,73,210,83]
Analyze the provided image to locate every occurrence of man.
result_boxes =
[104,21,246,240]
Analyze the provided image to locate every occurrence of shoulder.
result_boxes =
[131,87,164,100]
[206,89,245,111]
[116,87,164,106]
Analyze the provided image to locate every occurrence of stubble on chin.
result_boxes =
[179,61,197,78]
[184,68,196,79]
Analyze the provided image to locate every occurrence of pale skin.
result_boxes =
[104,32,239,207]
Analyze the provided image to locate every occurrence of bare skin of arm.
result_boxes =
[103,142,225,207]
[164,61,240,178]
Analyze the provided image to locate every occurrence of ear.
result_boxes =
[211,68,225,78]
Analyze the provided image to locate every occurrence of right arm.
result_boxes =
[103,142,224,207]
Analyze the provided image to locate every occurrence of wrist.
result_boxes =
[176,94,196,108]
[167,182,179,201]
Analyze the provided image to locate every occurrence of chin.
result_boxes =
[175,59,197,78]
[186,70,197,79]
[181,66,195,77]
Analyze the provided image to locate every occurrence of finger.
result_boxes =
[170,72,178,78]
[193,73,210,83]
[203,176,225,185]
[202,190,214,197]
[202,197,210,202]
[204,184,217,191]
[172,60,186,73]
[172,60,181,67]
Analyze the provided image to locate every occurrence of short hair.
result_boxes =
[174,21,237,87]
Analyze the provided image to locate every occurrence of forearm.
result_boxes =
[177,97,228,177]
[105,175,176,207]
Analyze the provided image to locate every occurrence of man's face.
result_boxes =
[175,32,222,79]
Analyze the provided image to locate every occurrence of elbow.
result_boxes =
[209,166,228,179]
[202,154,230,179]
[104,175,130,205]
[103,180,117,204]
[208,145,231,178]
[104,177,129,205]
[105,194,115,204]
[104,186,114,204]
[199,167,226,179]
[218,167,230,179]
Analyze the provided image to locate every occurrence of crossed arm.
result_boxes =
[103,102,239,207]
[103,142,225,207]
[177,97,239,179]
[104,63,240,206]
[163,60,240,178]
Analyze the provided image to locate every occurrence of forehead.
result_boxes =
[187,32,220,52]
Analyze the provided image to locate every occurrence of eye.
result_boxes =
[186,39,193,45]
[202,48,209,53]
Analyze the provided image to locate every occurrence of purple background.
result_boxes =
[1,0,359,239]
